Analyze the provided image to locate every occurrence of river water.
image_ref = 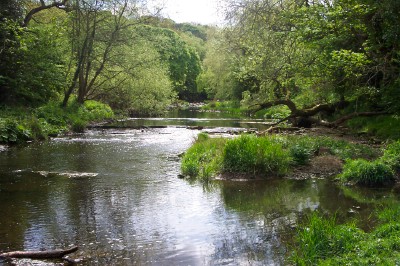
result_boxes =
[0,112,398,265]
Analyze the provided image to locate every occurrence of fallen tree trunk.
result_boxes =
[0,246,78,259]
[252,98,389,128]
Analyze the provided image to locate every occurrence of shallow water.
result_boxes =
[0,116,398,265]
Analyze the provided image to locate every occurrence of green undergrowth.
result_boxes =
[291,205,400,265]
[339,140,400,186]
[201,101,248,116]
[0,100,114,143]
[181,133,377,181]
[181,133,226,182]
[347,115,400,140]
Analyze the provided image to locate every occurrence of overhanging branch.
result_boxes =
[22,0,70,27]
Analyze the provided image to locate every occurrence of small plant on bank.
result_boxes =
[339,159,395,186]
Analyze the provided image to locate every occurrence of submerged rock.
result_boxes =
[34,171,98,178]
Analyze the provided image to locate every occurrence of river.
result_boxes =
[0,111,398,265]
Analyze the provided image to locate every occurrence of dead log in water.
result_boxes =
[0,246,78,260]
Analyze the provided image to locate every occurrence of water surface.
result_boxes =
[0,118,398,265]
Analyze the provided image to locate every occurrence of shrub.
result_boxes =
[340,159,394,186]
[83,100,114,121]
[286,136,316,165]
[71,118,87,133]
[222,135,291,177]
[0,119,31,143]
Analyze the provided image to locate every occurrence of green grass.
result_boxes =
[347,115,400,140]
[292,206,400,265]
[291,213,363,265]
[201,101,248,115]
[181,134,379,181]
[222,135,291,176]
[339,159,395,186]
[338,140,400,187]
[181,133,226,182]
[380,140,400,171]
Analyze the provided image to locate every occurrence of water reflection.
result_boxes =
[0,127,398,265]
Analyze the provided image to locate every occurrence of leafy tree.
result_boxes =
[222,0,399,127]
[0,2,68,105]
[93,39,175,116]
[135,25,202,101]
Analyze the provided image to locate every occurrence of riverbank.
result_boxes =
[180,129,400,264]
[0,100,114,145]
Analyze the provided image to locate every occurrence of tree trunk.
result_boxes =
[0,246,78,260]
[252,98,388,128]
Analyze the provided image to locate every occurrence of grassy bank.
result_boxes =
[291,206,400,265]
[339,140,400,186]
[0,100,114,144]
[347,115,400,140]
[181,133,378,181]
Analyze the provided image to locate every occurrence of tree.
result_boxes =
[93,38,176,116]
[61,0,158,106]
[0,1,69,105]
[222,0,399,127]
[135,25,202,101]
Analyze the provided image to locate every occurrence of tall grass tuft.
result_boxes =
[339,159,394,186]
[292,207,400,265]
[380,140,400,171]
[181,133,226,181]
[291,213,364,265]
[222,135,291,177]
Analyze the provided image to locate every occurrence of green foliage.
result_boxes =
[285,135,377,161]
[181,133,226,181]
[0,118,31,143]
[293,206,400,265]
[260,105,291,120]
[380,140,400,171]
[348,115,400,140]
[181,134,378,181]
[201,101,246,115]
[339,159,394,186]
[291,213,363,265]
[135,25,202,101]
[0,99,114,143]
[222,135,291,177]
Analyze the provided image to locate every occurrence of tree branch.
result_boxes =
[329,111,389,127]
[0,246,78,260]
[22,0,69,27]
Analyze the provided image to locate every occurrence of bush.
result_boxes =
[83,100,114,121]
[222,135,291,177]
[340,159,394,186]
[286,137,316,165]
[0,119,31,143]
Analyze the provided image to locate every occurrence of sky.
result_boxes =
[160,0,224,25]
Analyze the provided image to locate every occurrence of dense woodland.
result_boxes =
[0,0,400,139]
